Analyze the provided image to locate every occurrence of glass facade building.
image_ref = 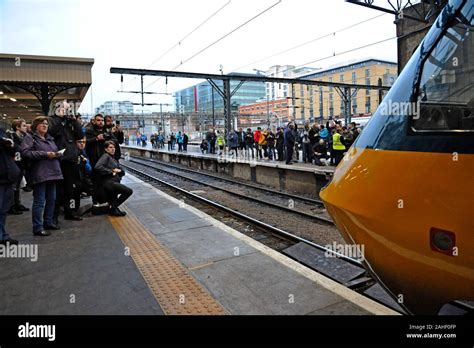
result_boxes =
[174,73,266,114]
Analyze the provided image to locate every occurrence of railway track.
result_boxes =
[121,161,408,315]
[130,155,324,206]
[127,157,333,225]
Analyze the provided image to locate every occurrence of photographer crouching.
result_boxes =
[94,141,133,217]
[0,127,21,245]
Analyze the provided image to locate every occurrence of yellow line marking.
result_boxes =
[109,205,228,315]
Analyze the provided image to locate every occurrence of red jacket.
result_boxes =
[253,130,261,143]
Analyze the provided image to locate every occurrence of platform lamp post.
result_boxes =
[211,87,215,128]
[158,103,172,137]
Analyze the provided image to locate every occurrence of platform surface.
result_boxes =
[1,173,397,315]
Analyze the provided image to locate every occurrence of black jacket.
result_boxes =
[0,129,21,184]
[244,131,254,146]
[6,130,25,170]
[308,128,319,146]
[86,125,118,167]
[266,133,275,147]
[206,131,216,142]
[48,115,83,163]
[276,131,284,147]
[313,143,328,156]
[94,153,125,183]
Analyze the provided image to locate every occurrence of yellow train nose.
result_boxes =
[320,147,474,313]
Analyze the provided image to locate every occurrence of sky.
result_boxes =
[0,0,399,113]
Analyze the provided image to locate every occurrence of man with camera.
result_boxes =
[104,115,124,160]
[86,114,118,205]
[48,102,85,222]
[0,127,21,245]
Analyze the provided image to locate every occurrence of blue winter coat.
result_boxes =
[20,131,63,186]
[227,132,239,148]
[319,128,329,141]
[284,127,295,146]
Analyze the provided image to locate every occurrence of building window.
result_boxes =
[365,97,371,113]
[365,69,370,77]
[352,72,356,83]
[340,74,344,82]
[352,101,357,114]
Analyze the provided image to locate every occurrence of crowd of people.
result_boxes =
[200,120,360,166]
[0,113,133,245]
[138,131,191,152]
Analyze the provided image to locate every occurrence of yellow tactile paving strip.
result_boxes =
[108,205,228,315]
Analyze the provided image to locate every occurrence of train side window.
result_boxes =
[411,4,473,133]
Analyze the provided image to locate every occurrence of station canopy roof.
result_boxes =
[0,53,94,124]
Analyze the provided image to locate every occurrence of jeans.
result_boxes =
[209,141,216,154]
[32,181,56,233]
[0,183,14,240]
[245,144,254,158]
[268,146,275,160]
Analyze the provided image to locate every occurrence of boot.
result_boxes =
[7,206,22,215]
[15,204,30,212]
